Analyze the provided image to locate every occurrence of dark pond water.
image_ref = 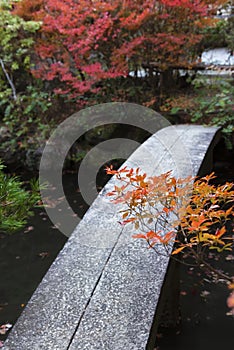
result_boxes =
[0,141,233,348]
[156,233,234,350]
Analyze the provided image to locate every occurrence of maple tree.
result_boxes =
[106,166,234,314]
[13,0,229,101]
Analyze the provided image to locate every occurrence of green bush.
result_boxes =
[190,76,234,149]
[0,1,56,154]
[164,76,234,149]
[0,160,40,233]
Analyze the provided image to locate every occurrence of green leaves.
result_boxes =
[0,1,40,75]
[0,160,40,233]
[0,0,54,154]
[163,75,234,149]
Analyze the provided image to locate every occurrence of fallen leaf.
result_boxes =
[200,290,210,297]
[180,291,187,296]
[0,324,12,335]
[24,226,34,233]
[38,252,49,259]
[226,255,234,261]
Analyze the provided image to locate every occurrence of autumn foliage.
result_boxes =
[106,166,234,313]
[14,0,229,100]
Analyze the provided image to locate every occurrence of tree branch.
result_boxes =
[0,58,17,101]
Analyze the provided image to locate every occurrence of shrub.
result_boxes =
[106,166,234,314]
[0,160,40,233]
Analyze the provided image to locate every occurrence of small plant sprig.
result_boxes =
[106,166,234,314]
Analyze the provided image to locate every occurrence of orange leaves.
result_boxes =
[161,230,176,245]
[106,165,131,176]
[188,213,208,231]
[215,226,226,239]
[107,165,234,315]
[132,230,176,247]
[201,172,216,182]
[224,206,234,219]
[132,233,147,239]
[163,207,170,214]
[121,217,136,225]
[107,165,234,262]
[106,166,149,208]
[132,230,156,241]
[172,246,186,255]
[146,230,157,240]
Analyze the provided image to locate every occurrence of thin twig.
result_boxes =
[0,58,17,101]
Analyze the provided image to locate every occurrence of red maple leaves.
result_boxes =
[14,0,227,100]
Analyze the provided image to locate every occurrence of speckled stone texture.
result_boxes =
[3,125,220,350]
